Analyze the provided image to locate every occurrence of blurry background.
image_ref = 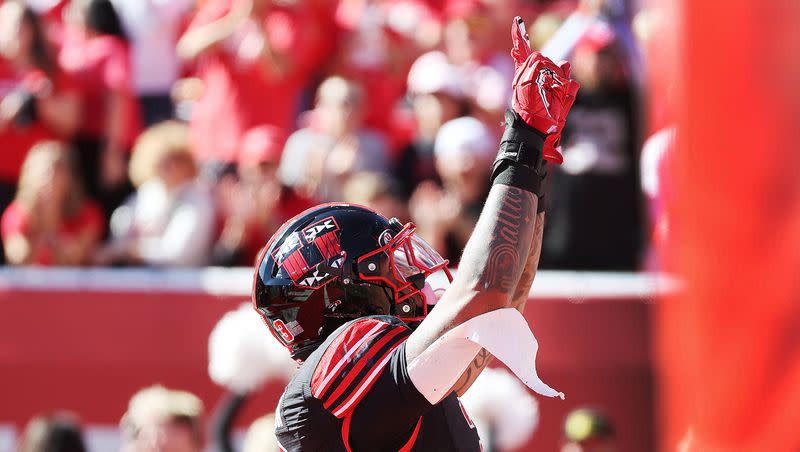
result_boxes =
[2,0,796,450]
[0,0,652,272]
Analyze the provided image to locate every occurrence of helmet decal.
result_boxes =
[270,216,345,289]
[285,320,304,336]
[378,230,393,247]
[314,231,342,260]
[272,232,310,282]
[329,255,344,269]
[273,230,304,261]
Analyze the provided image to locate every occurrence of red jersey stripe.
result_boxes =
[311,320,388,398]
[330,337,406,418]
[322,326,408,409]
[398,417,423,452]
[341,415,354,452]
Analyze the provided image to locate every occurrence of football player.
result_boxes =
[253,17,579,451]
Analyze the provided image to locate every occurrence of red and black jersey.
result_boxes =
[275,315,481,451]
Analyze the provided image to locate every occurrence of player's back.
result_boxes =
[275,315,481,451]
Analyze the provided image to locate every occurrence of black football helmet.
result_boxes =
[252,203,452,360]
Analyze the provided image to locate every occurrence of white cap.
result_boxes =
[433,116,495,163]
[407,51,465,98]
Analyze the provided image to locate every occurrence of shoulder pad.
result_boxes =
[311,316,411,418]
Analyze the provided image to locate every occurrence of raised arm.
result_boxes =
[405,17,579,403]
[451,210,546,396]
[406,184,537,358]
[176,0,251,61]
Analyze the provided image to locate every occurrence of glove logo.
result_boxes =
[536,67,564,127]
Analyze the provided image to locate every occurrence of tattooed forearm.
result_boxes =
[453,212,546,395]
[463,185,537,296]
[478,187,529,292]
[510,212,545,307]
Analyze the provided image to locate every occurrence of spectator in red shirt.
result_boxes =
[3,0,71,48]
[1,141,104,266]
[0,0,82,262]
[59,0,142,219]
[176,0,324,179]
[329,2,421,152]
[110,0,193,126]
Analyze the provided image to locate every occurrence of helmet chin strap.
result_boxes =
[406,308,564,405]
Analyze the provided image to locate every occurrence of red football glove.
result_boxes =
[510,16,579,164]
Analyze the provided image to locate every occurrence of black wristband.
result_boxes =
[491,160,543,194]
[490,109,548,196]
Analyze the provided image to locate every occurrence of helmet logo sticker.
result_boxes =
[273,232,303,262]
[378,230,393,247]
[314,231,342,260]
[271,216,345,289]
[286,320,304,336]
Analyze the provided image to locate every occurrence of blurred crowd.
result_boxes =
[0,0,667,270]
[17,390,616,452]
